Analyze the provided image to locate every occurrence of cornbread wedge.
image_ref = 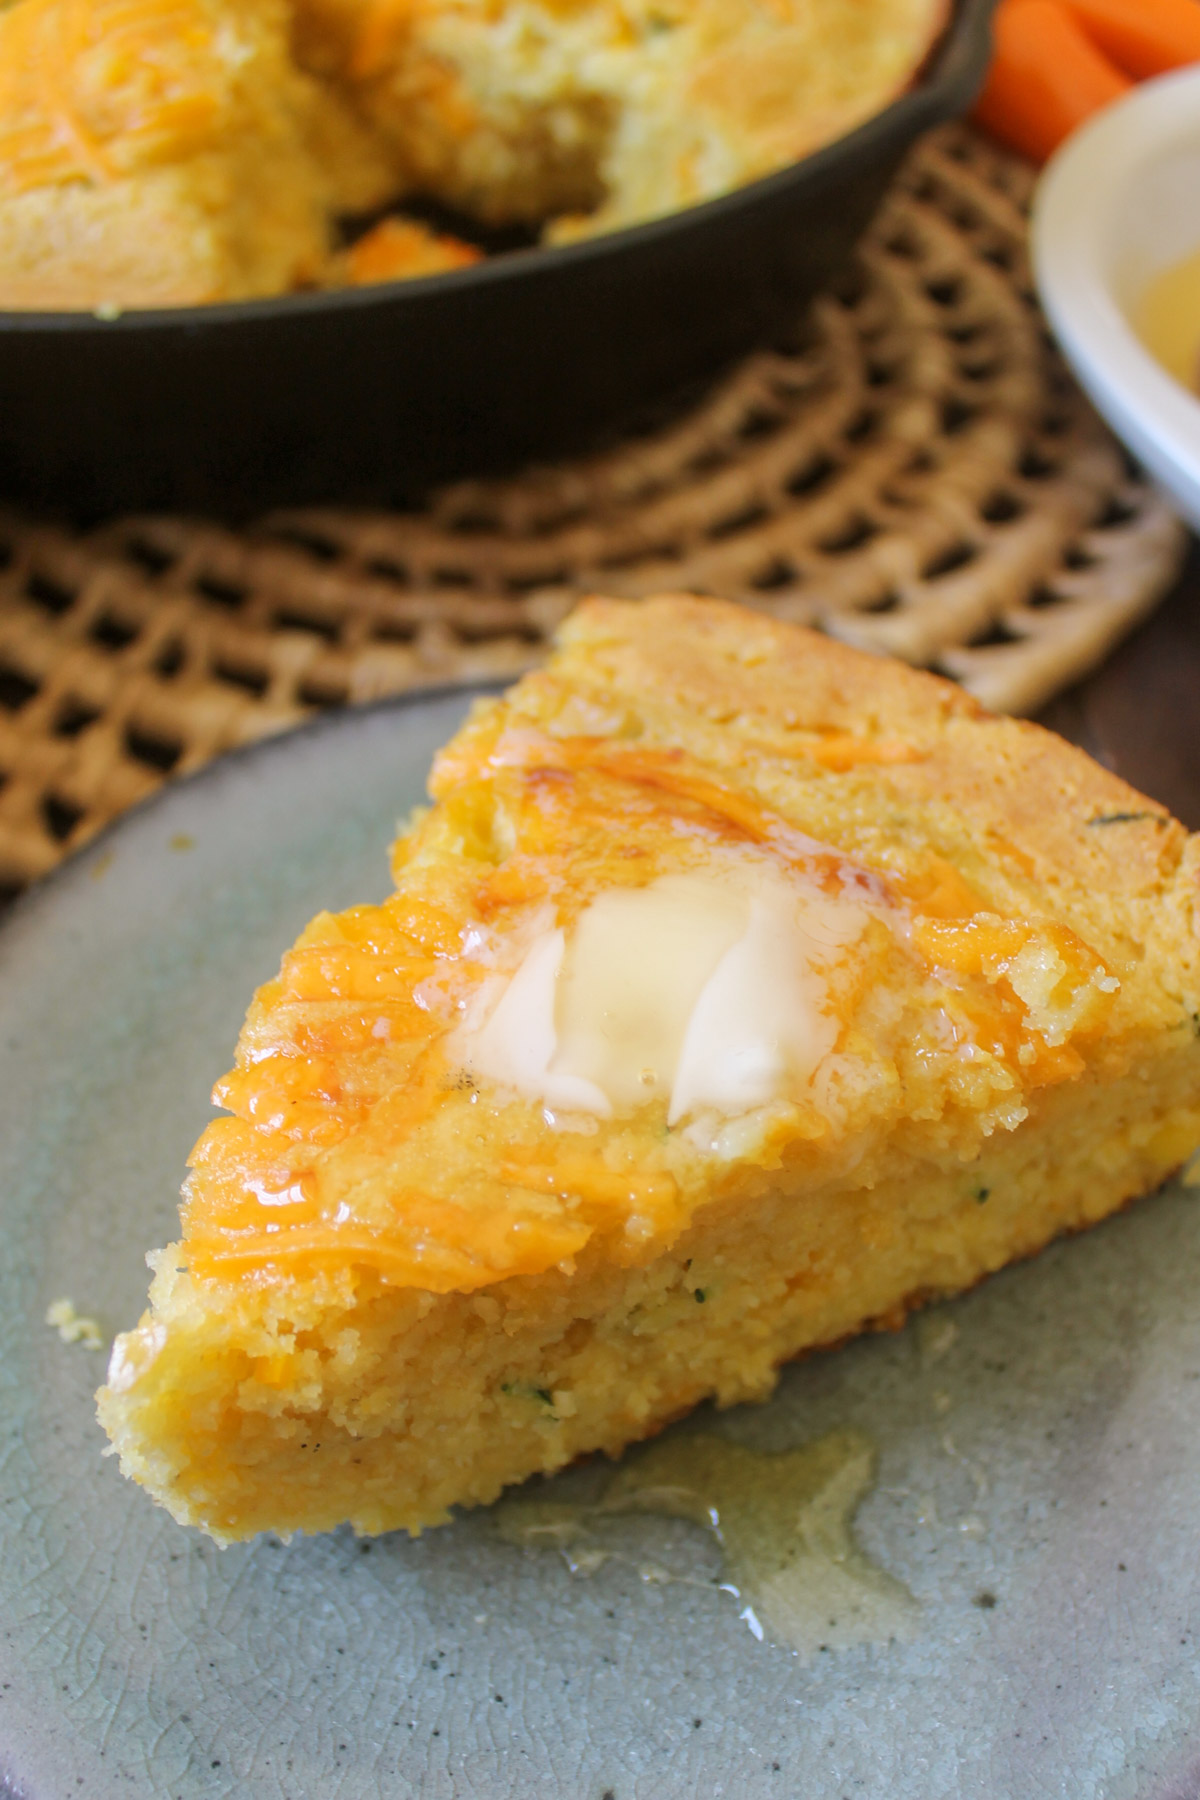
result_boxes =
[98,595,1200,1542]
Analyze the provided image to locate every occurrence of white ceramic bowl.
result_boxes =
[1032,65,1200,534]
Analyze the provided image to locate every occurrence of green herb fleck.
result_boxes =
[1087,811,1166,828]
[501,1381,556,1410]
[973,1186,990,1203]
[694,1289,707,1304]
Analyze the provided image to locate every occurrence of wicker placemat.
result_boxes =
[0,124,1187,894]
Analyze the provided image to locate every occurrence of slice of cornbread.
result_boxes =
[98,595,1200,1542]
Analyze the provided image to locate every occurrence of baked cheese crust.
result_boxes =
[98,595,1200,1540]
[0,0,945,306]
[0,0,392,309]
[294,0,948,233]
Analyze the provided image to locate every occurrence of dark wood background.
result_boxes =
[1041,543,1200,829]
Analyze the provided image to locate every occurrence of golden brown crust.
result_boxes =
[0,0,948,308]
[547,593,1190,919]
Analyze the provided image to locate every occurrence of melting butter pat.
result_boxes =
[1135,244,1200,393]
[458,865,867,1123]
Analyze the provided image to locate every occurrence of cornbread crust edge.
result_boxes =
[97,595,1200,1542]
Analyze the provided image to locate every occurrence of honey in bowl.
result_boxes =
[1134,244,1200,396]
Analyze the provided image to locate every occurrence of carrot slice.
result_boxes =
[346,216,480,286]
[1063,0,1200,78]
[972,0,1133,163]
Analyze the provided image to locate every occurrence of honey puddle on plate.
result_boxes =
[1135,246,1200,393]
[495,1429,917,1660]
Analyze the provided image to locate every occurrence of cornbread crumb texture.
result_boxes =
[97,594,1200,1543]
[46,1297,104,1349]
[296,0,947,233]
[0,0,394,309]
[0,0,945,307]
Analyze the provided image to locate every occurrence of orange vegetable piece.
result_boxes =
[972,0,1132,163]
[1063,0,1200,78]
[346,215,481,286]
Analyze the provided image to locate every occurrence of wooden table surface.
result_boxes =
[1041,540,1200,830]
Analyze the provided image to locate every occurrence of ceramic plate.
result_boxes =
[3,691,1200,1800]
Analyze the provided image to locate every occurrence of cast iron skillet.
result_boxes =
[0,0,996,519]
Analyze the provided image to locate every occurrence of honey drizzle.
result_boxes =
[495,1429,917,1660]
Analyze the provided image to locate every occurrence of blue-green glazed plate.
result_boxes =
[2,691,1199,1799]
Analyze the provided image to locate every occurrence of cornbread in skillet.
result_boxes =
[98,595,1200,1542]
[291,0,949,233]
[0,0,945,307]
[0,0,391,309]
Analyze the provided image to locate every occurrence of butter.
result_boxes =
[1135,244,1200,393]
[556,875,747,1112]
[466,928,611,1115]
[457,863,868,1124]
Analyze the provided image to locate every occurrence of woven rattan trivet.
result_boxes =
[0,124,1187,893]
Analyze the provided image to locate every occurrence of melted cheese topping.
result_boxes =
[172,719,1123,1294]
[456,866,869,1123]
